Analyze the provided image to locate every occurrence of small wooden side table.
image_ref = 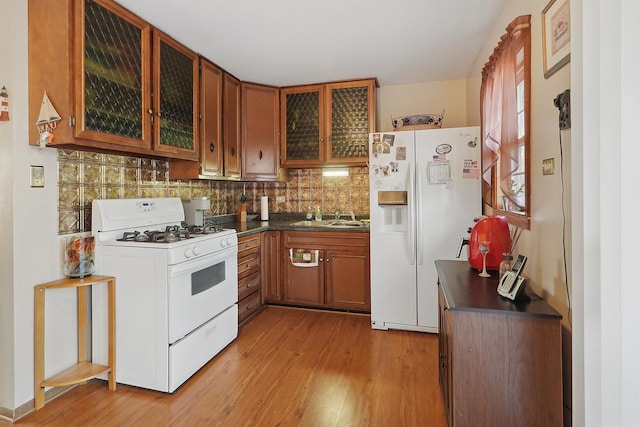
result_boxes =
[34,275,116,410]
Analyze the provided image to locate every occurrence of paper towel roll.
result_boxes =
[260,195,269,221]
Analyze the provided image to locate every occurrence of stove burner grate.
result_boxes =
[118,226,194,243]
[188,224,223,235]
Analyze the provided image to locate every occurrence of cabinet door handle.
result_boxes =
[210,143,215,152]
[156,111,162,117]
[147,109,153,115]
[326,258,330,262]
[258,150,263,160]
[231,147,236,156]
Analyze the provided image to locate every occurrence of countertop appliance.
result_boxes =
[182,196,210,227]
[91,197,238,392]
[463,215,511,271]
[370,127,481,332]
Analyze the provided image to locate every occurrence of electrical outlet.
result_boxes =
[275,196,285,203]
[542,158,555,175]
[30,165,45,187]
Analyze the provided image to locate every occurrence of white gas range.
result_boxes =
[91,197,238,393]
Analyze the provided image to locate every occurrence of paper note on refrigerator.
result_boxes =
[427,161,450,184]
[462,159,480,179]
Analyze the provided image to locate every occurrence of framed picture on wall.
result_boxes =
[542,0,571,78]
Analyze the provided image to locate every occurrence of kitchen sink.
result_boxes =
[289,219,368,228]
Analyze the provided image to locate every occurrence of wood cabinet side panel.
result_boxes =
[451,311,562,427]
[29,0,75,146]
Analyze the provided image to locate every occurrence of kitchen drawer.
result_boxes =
[283,231,369,250]
[238,270,261,301]
[238,234,260,258]
[238,252,261,278]
[238,291,261,324]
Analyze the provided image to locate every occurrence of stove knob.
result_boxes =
[184,247,193,258]
[226,237,233,246]
[220,239,227,248]
[193,246,200,256]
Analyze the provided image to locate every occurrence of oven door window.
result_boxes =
[192,262,225,296]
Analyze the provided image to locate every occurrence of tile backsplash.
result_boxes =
[58,149,370,234]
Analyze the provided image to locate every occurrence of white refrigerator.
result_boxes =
[369,127,481,332]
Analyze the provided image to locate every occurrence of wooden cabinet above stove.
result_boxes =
[29,0,198,161]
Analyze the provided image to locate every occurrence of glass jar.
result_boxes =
[64,235,95,278]
[499,252,514,281]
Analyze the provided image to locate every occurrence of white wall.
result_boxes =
[377,79,468,132]
[577,0,640,425]
[1,0,77,415]
[0,0,16,411]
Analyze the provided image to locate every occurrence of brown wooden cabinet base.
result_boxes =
[237,234,263,325]
[282,231,370,311]
[436,260,562,426]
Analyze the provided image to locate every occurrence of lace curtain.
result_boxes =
[481,15,531,207]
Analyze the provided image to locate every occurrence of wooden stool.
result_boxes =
[34,275,116,410]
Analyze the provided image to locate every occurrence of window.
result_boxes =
[481,15,531,229]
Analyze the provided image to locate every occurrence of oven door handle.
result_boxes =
[168,247,237,277]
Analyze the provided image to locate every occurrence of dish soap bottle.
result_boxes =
[315,206,322,221]
[306,207,313,221]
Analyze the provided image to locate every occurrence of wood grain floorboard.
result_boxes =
[7,306,446,426]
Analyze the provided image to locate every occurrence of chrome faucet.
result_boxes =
[334,211,341,220]
[347,211,356,221]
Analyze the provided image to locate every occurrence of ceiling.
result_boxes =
[114,0,507,87]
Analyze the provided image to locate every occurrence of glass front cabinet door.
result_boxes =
[280,79,376,167]
[75,0,153,151]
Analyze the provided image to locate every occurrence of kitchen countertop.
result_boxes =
[205,213,370,238]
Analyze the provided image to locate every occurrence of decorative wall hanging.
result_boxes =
[0,86,9,121]
[36,92,62,148]
[542,0,571,78]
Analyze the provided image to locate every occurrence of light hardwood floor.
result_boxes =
[9,306,446,426]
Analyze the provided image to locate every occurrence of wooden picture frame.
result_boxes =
[542,0,571,78]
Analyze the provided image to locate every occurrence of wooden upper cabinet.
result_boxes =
[29,0,198,160]
[73,0,152,151]
[198,58,223,177]
[241,83,280,180]
[223,73,242,179]
[151,31,199,160]
[280,79,376,167]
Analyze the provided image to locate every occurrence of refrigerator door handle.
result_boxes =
[408,162,416,265]
[417,161,424,265]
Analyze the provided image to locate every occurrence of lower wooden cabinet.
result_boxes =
[436,260,563,427]
[237,233,262,324]
[281,231,370,311]
[261,230,283,303]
